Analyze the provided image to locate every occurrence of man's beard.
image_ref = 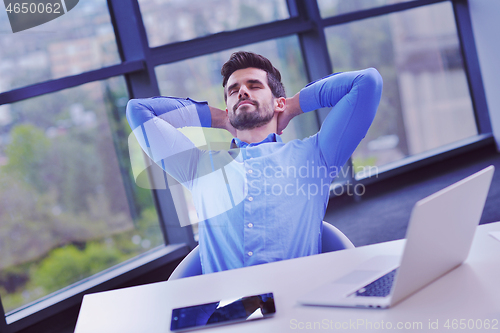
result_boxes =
[229,98,274,130]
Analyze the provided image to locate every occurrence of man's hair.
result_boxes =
[221,51,286,101]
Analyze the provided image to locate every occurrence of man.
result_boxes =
[126,51,383,274]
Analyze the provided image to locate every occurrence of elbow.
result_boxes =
[126,99,139,118]
[356,68,383,121]
[126,99,142,130]
[353,68,383,109]
[363,68,383,96]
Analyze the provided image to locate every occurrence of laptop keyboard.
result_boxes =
[355,268,398,297]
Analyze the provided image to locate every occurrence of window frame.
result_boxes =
[0,0,492,331]
[294,0,492,183]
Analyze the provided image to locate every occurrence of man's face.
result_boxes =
[225,67,276,131]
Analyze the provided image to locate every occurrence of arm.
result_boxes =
[282,69,383,168]
[126,97,218,186]
[126,96,212,131]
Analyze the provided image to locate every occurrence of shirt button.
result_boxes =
[248,196,253,202]
[248,223,253,228]
[247,169,253,174]
[247,251,253,256]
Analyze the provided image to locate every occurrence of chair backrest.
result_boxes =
[321,222,355,252]
[168,245,202,281]
[168,221,354,280]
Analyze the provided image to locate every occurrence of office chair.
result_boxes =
[168,221,354,280]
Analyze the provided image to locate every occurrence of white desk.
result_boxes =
[74,222,500,333]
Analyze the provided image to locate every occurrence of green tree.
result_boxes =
[31,243,125,293]
[4,124,50,191]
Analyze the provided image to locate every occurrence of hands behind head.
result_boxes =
[277,92,303,135]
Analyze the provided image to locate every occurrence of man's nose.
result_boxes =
[238,86,250,99]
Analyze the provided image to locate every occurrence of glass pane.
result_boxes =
[154,36,316,230]
[325,2,477,178]
[0,78,161,313]
[318,0,415,18]
[0,0,120,91]
[138,0,290,47]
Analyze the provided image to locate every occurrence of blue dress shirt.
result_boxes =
[126,68,383,274]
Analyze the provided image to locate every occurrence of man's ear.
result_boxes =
[274,97,286,113]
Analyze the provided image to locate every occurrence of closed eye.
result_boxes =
[227,83,239,96]
[246,79,264,90]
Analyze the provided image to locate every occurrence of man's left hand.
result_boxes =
[277,92,303,134]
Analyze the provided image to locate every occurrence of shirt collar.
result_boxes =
[230,133,282,149]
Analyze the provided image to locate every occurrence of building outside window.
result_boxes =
[323,1,477,176]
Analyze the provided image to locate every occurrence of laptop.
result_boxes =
[299,165,494,309]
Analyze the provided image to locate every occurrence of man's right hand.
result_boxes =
[209,106,237,137]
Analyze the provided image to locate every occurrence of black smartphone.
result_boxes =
[170,292,276,332]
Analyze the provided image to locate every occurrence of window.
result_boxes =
[324,2,477,177]
[0,78,161,313]
[138,0,290,47]
[318,0,415,18]
[0,0,119,91]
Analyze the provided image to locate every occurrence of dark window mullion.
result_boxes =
[107,0,196,248]
[453,0,492,134]
[288,0,332,119]
[0,60,144,106]
[321,0,448,27]
[0,299,8,333]
[288,0,356,189]
[149,17,314,67]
